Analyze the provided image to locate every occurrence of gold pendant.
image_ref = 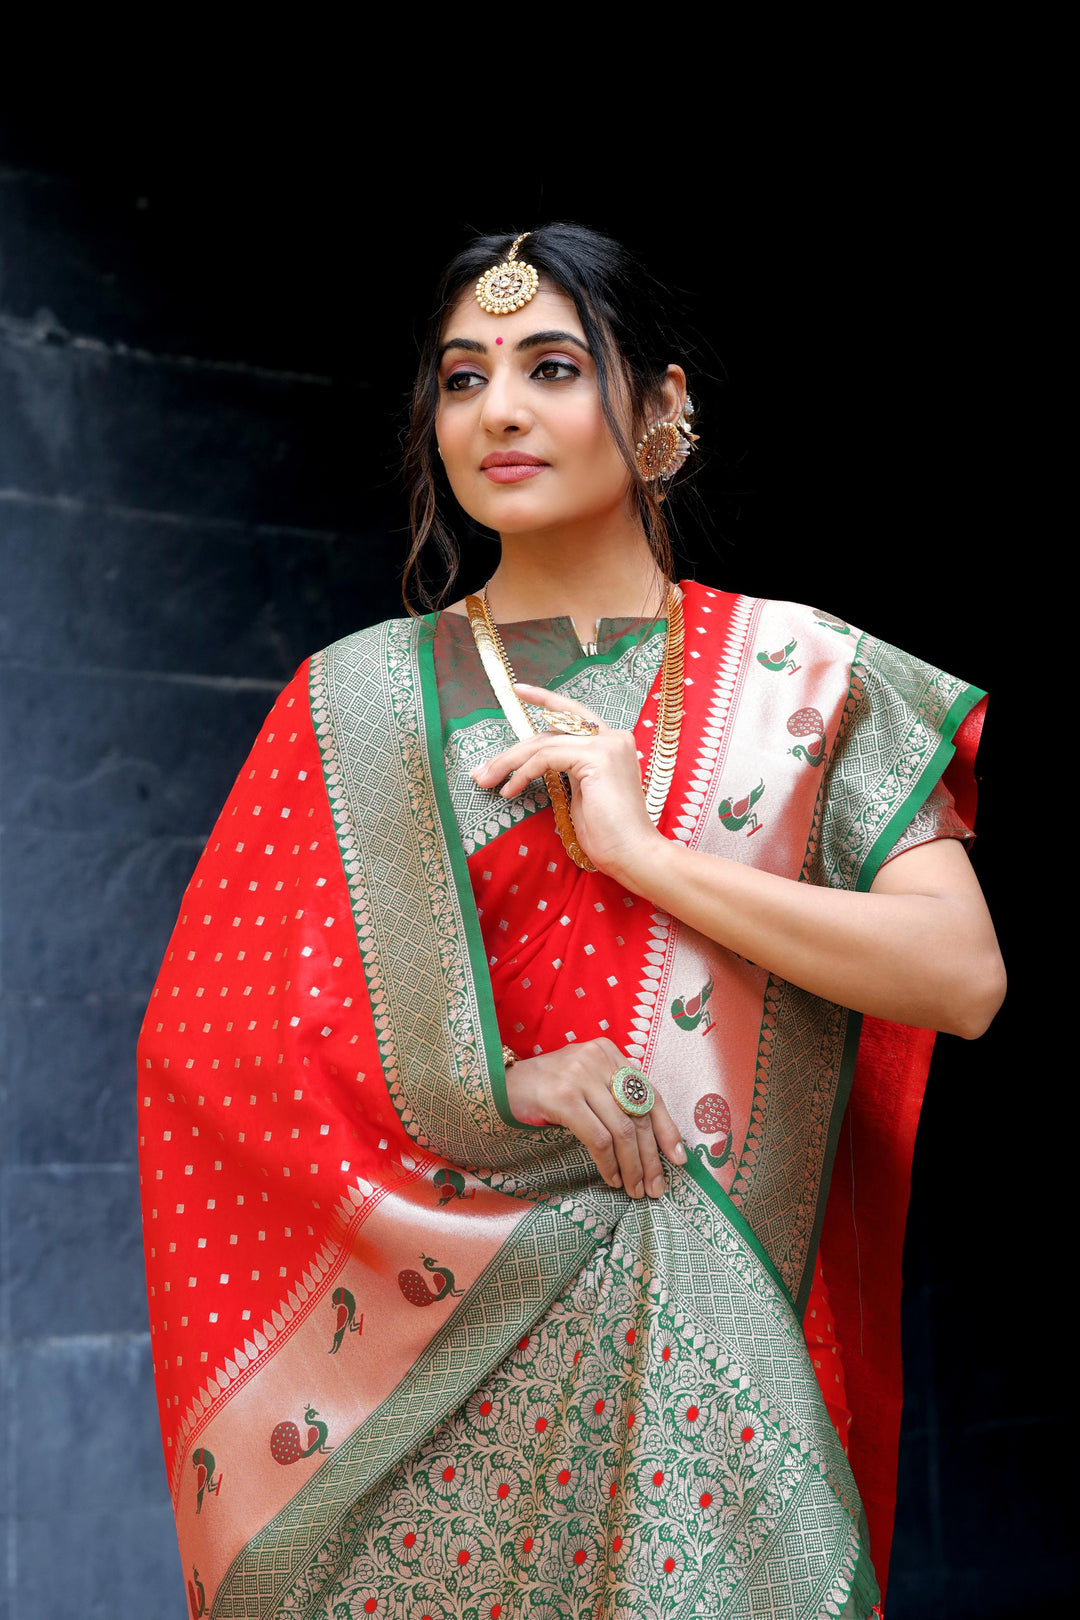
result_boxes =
[474,234,540,316]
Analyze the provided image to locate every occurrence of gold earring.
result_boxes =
[635,397,699,482]
[635,420,682,481]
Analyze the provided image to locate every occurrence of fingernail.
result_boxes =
[650,1176,665,1198]
[672,1142,687,1165]
[610,1173,621,1189]
[631,1181,643,1199]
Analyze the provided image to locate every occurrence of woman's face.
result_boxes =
[434,282,640,536]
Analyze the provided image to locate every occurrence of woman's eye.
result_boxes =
[443,369,484,392]
[532,358,580,382]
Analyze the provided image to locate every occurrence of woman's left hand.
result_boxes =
[470,682,661,875]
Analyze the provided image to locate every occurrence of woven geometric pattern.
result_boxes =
[729,623,974,1306]
[251,1165,873,1619]
[730,976,852,1304]
[210,1199,604,1615]
[444,631,664,855]
[312,622,507,1165]
[814,632,970,892]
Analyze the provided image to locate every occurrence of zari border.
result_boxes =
[817,631,986,895]
[311,622,528,1164]
[209,1198,606,1618]
[415,615,532,1132]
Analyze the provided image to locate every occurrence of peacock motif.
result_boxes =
[718,780,765,836]
[756,637,801,675]
[270,1405,332,1465]
[187,1568,207,1618]
[813,608,851,634]
[691,1092,734,1169]
[192,1447,221,1515]
[671,973,715,1034]
[398,1254,465,1307]
[329,1285,363,1354]
[433,1167,476,1206]
[786,707,827,767]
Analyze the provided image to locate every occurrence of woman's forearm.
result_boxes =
[609,832,1006,1038]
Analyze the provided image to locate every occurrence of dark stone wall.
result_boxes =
[0,114,1059,1620]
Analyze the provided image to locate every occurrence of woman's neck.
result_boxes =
[479,519,669,626]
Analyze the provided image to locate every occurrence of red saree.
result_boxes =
[139,580,983,1619]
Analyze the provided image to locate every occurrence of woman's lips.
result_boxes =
[482,462,548,484]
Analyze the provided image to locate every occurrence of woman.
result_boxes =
[139,225,1004,1620]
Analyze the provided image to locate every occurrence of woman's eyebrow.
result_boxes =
[437,331,591,364]
[514,330,591,355]
[437,337,486,362]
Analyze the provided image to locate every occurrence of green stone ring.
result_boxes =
[610,1063,656,1118]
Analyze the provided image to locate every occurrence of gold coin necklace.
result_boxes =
[464,584,685,872]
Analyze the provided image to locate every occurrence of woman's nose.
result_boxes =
[479,371,532,435]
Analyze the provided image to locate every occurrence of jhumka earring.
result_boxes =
[475,233,540,315]
[635,396,699,482]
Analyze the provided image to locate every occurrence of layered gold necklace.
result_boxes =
[464,582,685,872]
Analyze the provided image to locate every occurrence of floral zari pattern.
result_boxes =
[288,1169,869,1620]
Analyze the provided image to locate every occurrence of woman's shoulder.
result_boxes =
[685,580,864,664]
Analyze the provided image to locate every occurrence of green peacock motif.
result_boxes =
[329,1285,363,1354]
[691,1092,734,1169]
[433,1167,476,1205]
[671,973,715,1033]
[756,637,801,675]
[270,1405,332,1464]
[718,780,765,836]
[787,707,827,767]
[192,1447,221,1515]
[188,1568,207,1618]
[398,1254,466,1306]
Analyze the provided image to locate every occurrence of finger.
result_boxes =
[470,734,596,793]
[634,1112,667,1200]
[590,1087,647,1198]
[511,682,609,732]
[487,739,602,800]
[564,1100,622,1189]
[645,1091,687,1169]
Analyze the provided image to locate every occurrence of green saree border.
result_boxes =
[435,617,668,743]
[416,615,535,1132]
[681,1143,794,1309]
[856,674,986,893]
[210,1198,606,1618]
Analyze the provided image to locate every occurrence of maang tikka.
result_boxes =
[475,233,540,315]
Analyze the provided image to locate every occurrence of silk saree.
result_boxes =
[138,580,984,1619]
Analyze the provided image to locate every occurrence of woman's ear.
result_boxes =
[660,364,687,425]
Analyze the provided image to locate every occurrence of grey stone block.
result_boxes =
[0,337,362,532]
[16,1505,186,1620]
[0,666,275,836]
[9,1334,164,1518]
[1,830,203,998]
[0,995,142,1165]
[5,1166,147,1339]
[0,495,398,678]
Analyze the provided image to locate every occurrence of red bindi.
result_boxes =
[495,336,503,344]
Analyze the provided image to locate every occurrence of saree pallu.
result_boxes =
[138,581,984,1619]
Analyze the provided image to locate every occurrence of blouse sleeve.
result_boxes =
[879,777,974,866]
[811,629,986,894]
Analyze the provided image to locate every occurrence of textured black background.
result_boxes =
[0,80,1056,1619]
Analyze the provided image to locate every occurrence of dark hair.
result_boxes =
[401,222,697,615]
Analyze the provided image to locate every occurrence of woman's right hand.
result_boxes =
[504,1038,686,1200]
